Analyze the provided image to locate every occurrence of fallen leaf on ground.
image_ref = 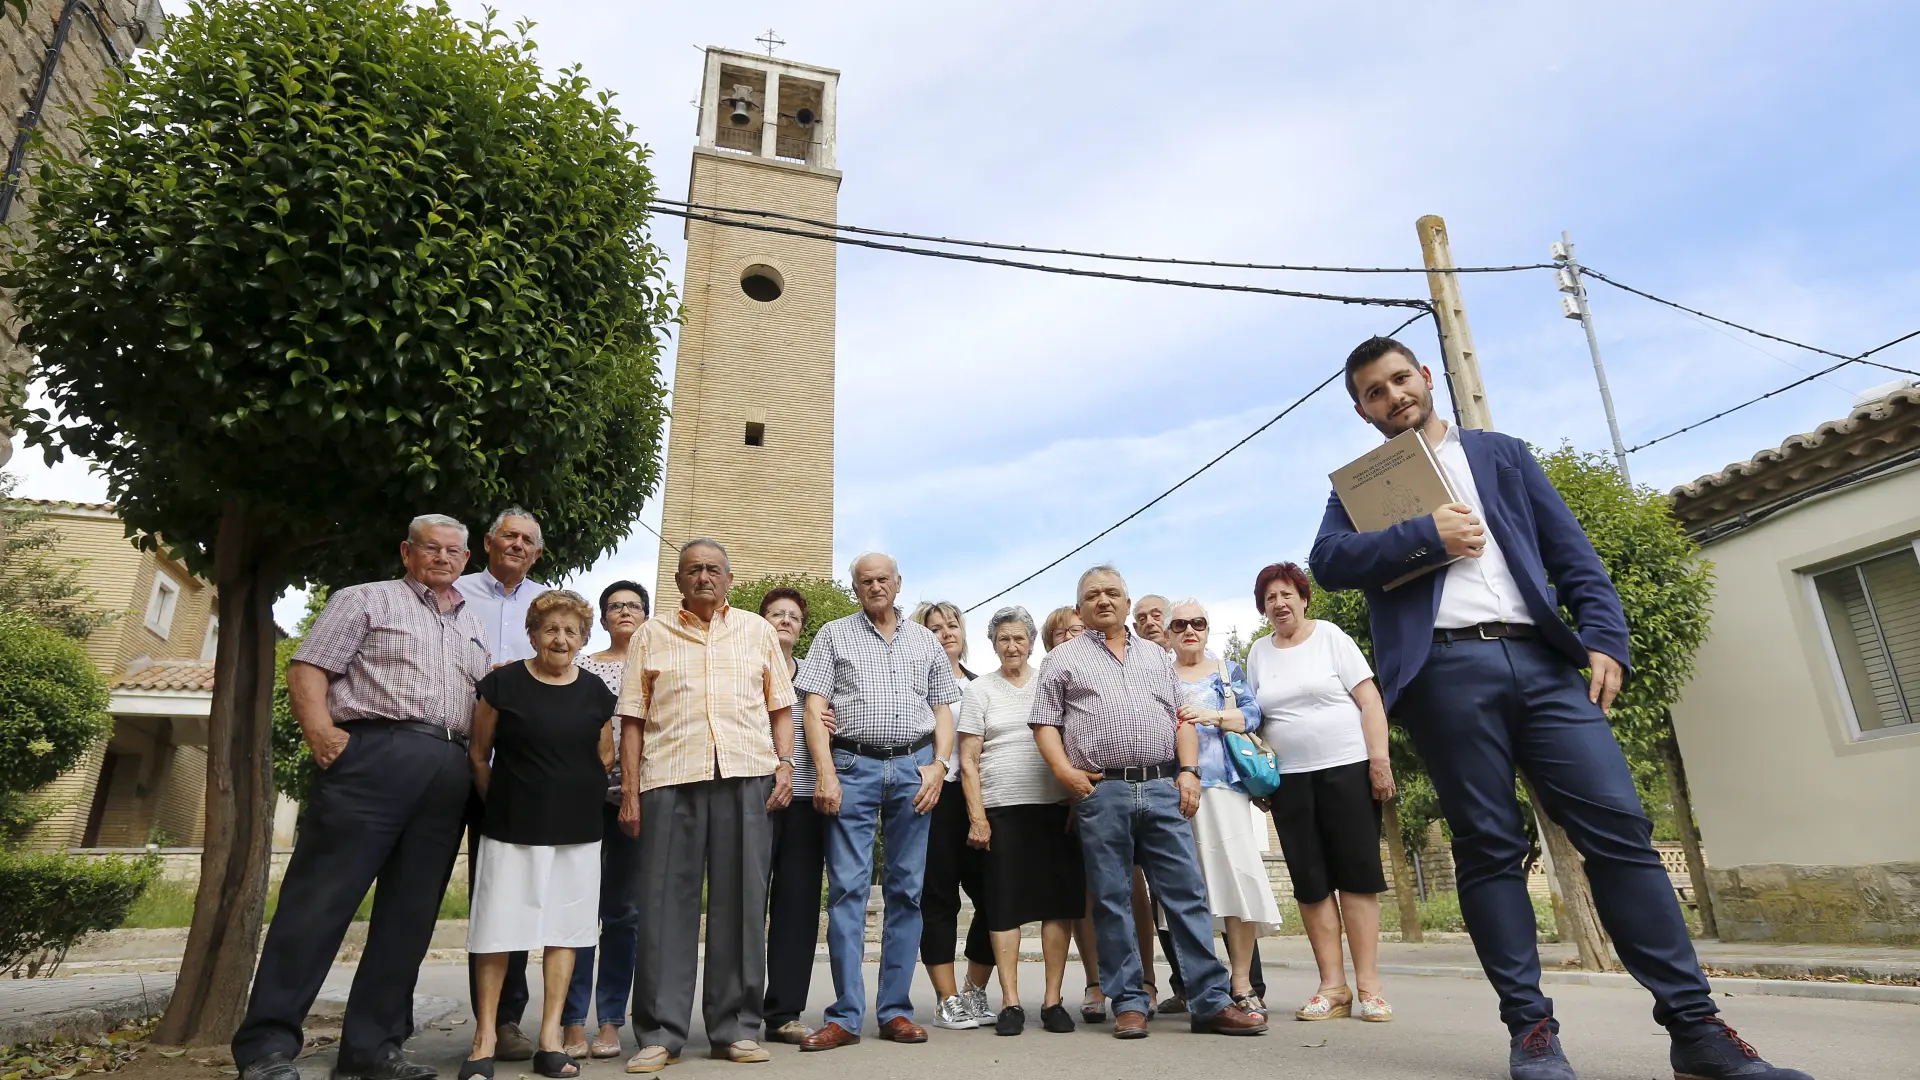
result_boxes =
[158,1052,186,1059]
[1301,1038,1327,1048]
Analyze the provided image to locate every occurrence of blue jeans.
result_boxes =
[1075,776,1231,1020]
[561,801,644,1029]
[822,743,935,1034]
[1397,636,1716,1036]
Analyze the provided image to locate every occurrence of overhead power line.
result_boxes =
[1626,331,1920,455]
[654,197,1557,276]
[649,206,1432,310]
[963,309,1431,613]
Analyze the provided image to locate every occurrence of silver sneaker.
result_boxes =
[935,994,980,1030]
[962,984,992,1022]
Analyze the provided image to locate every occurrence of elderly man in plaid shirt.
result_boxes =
[792,552,961,1051]
[1029,565,1268,1040]
[234,514,491,1080]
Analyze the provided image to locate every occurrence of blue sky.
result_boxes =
[12,1,1919,658]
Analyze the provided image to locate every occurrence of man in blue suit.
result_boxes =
[1310,337,1810,1080]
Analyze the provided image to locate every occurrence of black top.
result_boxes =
[477,661,617,846]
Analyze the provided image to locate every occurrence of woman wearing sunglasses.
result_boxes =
[1165,598,1282,1018]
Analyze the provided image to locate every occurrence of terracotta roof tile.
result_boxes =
[114,660,216,693]
[11,497,117,513]
[1667,386,1920,535]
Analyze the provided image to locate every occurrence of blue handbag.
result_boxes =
[1213,661,1281,797]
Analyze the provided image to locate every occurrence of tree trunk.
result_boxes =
[1660,722,1717,939]
[155,503,280,1047]
[1382,798,1423,942]
[1522,777,1614,972]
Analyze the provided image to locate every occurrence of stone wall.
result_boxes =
[0,0,164,463]
[1711,862,1920,945]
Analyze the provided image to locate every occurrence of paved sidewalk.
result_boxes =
[134,961,1920,1080]
[8,932,1913,1048]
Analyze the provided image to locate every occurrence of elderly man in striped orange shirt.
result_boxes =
[616,539,798,1073]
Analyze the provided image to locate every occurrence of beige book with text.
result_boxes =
[1328,427,1462,590]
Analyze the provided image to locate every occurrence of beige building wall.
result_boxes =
[654,50,840,611]
[1670,464,1920,940]
[17,504,218,851]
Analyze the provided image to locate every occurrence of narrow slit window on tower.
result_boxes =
[744,421,766,447]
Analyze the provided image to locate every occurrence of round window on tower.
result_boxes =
[740,264,784,303]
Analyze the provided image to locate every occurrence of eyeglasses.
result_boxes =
[411,543,466,558]
[1168,618,1209,633]
[605,601,647,614]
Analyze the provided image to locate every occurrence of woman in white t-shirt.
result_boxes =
[1244,562,1396,1024]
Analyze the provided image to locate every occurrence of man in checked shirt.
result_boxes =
[1029,564,1268,1040]
[793,552,961,1052]
[233,515,491,1080]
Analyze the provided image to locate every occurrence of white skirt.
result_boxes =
[1191,787,1286,934]
[468,837,601,953]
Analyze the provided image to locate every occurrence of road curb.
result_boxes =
[0,982,173,1049]
[1259,958,1920,1005]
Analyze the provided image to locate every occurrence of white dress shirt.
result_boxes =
[1430,422,1533,629]
[454,569,550,664]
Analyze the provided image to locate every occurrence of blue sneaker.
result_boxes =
[1510,1019,1577,1080]
[1672,1019,1814,1080]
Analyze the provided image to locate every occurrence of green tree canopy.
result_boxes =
[0,474,116,640]
[6,0,673,587]
[1535,445,1713,757]
[729,574,858,658]
[0,610,111,796]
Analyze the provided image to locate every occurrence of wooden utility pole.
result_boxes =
[1417,215,1493,430]
[1416,214,1615,972]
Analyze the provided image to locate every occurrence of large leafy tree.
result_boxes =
[1537,444,1715,934]
[0,473,116,640]
[4,0,672,1043]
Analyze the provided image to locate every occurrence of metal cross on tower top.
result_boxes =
[755,29,786,57]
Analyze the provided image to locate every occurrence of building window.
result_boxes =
[1811,542,1920,736]
[145,572,182,638]
[201,616,219,661]
[744,421,765,447]
[740,264,784,303]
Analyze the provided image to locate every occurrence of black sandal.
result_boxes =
[458,1058,495,1080]
[531,1050,578,1079]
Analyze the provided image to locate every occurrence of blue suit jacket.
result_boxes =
[1308,427,1631,712]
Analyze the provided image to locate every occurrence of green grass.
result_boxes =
[120,876,468,929]
[1376,890,1559,938]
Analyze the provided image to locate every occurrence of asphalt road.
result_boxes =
[350,959,1897,1080]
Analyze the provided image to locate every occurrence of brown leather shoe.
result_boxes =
[798,1023,861,1052]
[1191,1003,1268,1036]
[1113,1010,1149,1040]
[875,1016,928,1044]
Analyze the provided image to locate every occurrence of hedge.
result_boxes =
[0,848,159,976]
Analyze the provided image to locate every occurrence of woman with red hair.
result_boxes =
[1244,562,1395,1024]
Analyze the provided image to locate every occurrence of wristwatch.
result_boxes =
[1178,765,1202,779]
[777,755,795,768]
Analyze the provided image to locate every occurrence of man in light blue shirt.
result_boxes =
[455,507,549,665]
[452,506,548,1059]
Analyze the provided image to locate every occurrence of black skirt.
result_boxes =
[980,802,1087,930]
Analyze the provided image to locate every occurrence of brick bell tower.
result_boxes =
[654,46,840,611]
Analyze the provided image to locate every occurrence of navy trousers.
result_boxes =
[1396,636,1715,1036]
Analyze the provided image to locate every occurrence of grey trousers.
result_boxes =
[632,774,774,1055]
